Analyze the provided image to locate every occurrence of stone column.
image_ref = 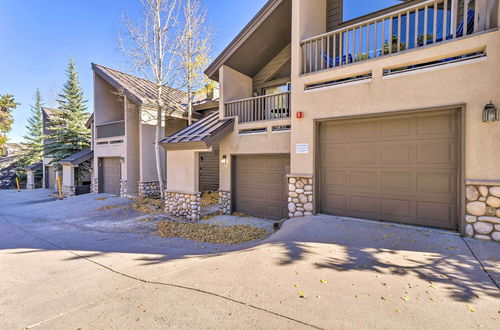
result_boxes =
[91,178,99,194]
[465,183,500,242]
[165,191,201,221]
[288,175,314,217]
[61,165,75,198]
[26,170,35,190]
[120,180,128,197]
[219,190,232,215]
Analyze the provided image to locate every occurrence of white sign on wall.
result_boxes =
[296,143,309,154]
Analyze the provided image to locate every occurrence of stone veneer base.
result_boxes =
[27,184,35,190]
[288,175,314,218]
[138,181,165,198]
[219,190,231,215]
[165,191,201,221]
[465,184,500,242]
[62,186,76,198]
[91,178,98,194]
[120,180,127,197]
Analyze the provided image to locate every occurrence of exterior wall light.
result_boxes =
[221,155,227,165]
[120,157,125,163]
[483,102,499,122]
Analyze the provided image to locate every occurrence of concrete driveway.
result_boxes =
[0,189,498,329]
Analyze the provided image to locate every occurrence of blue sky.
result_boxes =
[1,0,401,142]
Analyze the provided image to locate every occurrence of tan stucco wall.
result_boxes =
[93,74,124,125]
[166,149,202,194]
[62,165,74,186]
[219,65,253,119]
[289,30,500,180]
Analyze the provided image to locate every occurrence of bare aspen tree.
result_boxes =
[119,0,180,198]
[178,0,212,125]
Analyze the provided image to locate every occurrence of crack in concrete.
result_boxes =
[1,213,323,330]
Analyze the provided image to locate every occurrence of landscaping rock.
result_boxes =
[478,186,489,197]
[478,216,500,224]
[465,224,474,237]
[492,232,500,242]
[490,187,500,197]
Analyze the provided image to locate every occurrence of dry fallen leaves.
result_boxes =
[298,291,306,298]
[466,305,476,312]
[381,296,388,301]
[320,280,327,284]
[201,192,219,206]
[156,220,270,245]
[401,296,410,302]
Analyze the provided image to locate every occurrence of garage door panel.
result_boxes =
[101,158,121,195]
[319,109,459,230]
[417,173,455,194]
[381,199,412,218]
[381,143,414,164]
[381,118,412,137]
[417,141,456,164]
[235,154,290,220]
[349,121,378,139]
[350,171,378,189]
[349,145,378,165]
[381,172,412,191]
[417,112,455,136]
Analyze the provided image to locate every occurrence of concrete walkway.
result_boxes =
[0,189,498,329]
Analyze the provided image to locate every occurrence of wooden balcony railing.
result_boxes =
[96,120,125,139]
[301,0,497,74]
[224,92,291,123]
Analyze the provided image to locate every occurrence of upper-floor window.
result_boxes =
[343,0,410,22]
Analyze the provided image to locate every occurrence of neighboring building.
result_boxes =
[90,64,218,198]
[1,143,24,157]
[163,0,500,241]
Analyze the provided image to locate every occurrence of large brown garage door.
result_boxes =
[99,158,121,195]
[319,109,460,230]
[234,154,290,220]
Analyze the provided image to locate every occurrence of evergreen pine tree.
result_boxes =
[19,89,44,168]
[45,58,90,170]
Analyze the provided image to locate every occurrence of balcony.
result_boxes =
[301,0,497,74]
[224,92,291,123]
[96,120,125,139]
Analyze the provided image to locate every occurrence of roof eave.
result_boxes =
[204,0,283,81]
[92,63,145,106]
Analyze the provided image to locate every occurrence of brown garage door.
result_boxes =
[99,158,121,195]
[319,109,460,230]
[199,147,220,192]
[234,154,290,220]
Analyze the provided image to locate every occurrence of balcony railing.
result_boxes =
[224,92,291,123]
[96,120,125,139]
[301,0,497,74]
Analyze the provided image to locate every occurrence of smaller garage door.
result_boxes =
[199,147,220,192]
[99,158,121,195]
[234,154,290,220]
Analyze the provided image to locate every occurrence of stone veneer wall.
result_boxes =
[91,178,98,194]
[138,181,165,198]
[465,184,500,242]
[120,180,127,197]
[165,191,201,221]
[27,184,35,190]
[219,190,231,215]
[61,186,76,198]
[288,176,314,217]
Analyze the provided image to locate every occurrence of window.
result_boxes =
[343,0,410,22]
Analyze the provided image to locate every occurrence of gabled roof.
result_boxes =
[42,107,57,120]
[92,63,188,116]
[59,149,94,167]
[85,113,94,129]
[25,162,43,171]
[161,112,234,151]
[205,0,291,81]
